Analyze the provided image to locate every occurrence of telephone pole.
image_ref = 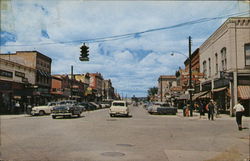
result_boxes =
[188,36,193,117]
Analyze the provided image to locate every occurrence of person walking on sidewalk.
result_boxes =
[207,100,215,120]
[233,101,245,131]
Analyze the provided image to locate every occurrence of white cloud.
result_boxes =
[1,0,249,97]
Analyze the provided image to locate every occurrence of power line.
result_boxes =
[2,10,250,47]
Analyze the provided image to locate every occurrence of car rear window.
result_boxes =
[113,102,125,106]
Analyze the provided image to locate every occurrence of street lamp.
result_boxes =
[171,36,193,116]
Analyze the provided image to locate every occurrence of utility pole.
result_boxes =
[160,76,163,102]
[189,36,193,117]
[70,65,73,100]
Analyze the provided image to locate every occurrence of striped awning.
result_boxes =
[238,86,250,100]
[192,91,209,100]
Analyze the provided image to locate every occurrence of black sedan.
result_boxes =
[51,105,82,119]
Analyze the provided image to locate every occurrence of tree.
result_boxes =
[175,70,180,77]
[147,87,158,97]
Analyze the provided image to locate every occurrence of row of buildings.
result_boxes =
[156,17,250,116]
[0,51,119,114]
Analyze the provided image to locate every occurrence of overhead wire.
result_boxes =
[1,10,250,47]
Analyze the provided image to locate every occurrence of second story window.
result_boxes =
[215,53,218,74]
[221,47,227,71]
[208,58,211,77]
[203,60,207,78]
[245,43,250,66]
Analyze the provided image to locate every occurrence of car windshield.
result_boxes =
[113,102,125,106]
[48,102,57,106]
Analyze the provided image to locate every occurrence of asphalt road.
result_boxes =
[0,105,249,161]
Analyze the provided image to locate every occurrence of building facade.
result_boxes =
[158,75,177,102]
[0,51,52,105]
[103,79,115,101]
[0,58,36,114]
[90,73,104,102]
[199,17,250,116]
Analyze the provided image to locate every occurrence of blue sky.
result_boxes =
[1,0,250,97]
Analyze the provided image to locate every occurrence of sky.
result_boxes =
[1,0,250,97]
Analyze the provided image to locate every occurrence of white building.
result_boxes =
[199,17,250,116]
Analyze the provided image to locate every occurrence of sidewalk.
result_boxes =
[177,109,250,121]
[0,114,30,120]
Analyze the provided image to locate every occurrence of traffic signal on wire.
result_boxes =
[79,43,89,61]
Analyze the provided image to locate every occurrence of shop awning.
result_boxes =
[192,91,209,100]
[213,87,227,92]
[238,86,250,100]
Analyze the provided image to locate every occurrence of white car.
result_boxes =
[31,102,57,116]
[109,101,129,117]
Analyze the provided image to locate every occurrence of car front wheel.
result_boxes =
[39,110,45,116]
[52,115,56,119]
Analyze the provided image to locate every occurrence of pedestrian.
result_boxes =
[198,102,203,118]
[207,100,215,120]
[233,100,245,131]
[185,105,190,117]
[14,101,20,114]
[214,101,218,118]
[182,105,186,117]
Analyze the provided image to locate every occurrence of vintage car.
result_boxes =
[31,102,57,116]
[100,102,111,108]
[78,102,97,111]
[148,102,177,115]
[109,100,129,117]
[51,104,82,119]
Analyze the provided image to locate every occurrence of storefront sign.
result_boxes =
[0,69,13,78]
[15,71,25,78]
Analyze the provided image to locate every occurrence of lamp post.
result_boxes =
[171,36,193,116]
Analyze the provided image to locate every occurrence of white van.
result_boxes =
[109,101,129,117]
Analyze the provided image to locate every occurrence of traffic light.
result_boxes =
[79,43,89,61]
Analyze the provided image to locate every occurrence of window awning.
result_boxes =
[238,86,250,100]
[213,87,227,92]
[192,91,209,100]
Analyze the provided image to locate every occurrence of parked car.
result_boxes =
[78,102,96,111]
[75,103,86,112]
[100,102,110,108]
[148,102,177,115]
[51,104,82,119]
[57,100,77,105]
[31,102,57,116]
[89,102,101,109]
[109,100,129,117]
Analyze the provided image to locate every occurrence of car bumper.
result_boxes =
[31,111,38,115]
[51,112,72,116]
[110,111,129,115]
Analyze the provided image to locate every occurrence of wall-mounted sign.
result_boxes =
[15,71,25,78]
[0,69,13,78]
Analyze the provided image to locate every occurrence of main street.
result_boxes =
[1,105,249,161]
